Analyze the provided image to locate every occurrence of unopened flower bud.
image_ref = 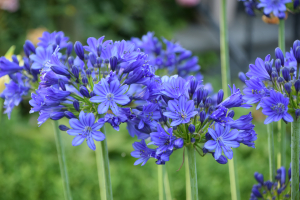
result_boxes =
[59,125,70,131]
[275,47,284,65]
[188,124,195,134]
[238,72,246,83]
[74,41,85,60]
[217,89,224,104]
[174,138,184,149]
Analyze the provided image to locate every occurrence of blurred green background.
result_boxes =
[0,0,293,199]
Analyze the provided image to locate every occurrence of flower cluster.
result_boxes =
[239,40,300,124]
[0,30,257,167]
[131,32,202,79]
[131,75,257,165]
[238,0,296,18]
[250,164,299,199]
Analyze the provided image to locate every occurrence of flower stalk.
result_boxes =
[186,145,198,200]
[267,122,275,182]
[158,165,166,200]
[278,19,286,169]
[291,115,300,200]
[220,1,240,200]
[96,125,113,200]
[52,120,72,200]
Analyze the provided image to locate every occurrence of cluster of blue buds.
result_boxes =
[131,32,202,79]
[238,0,297,18]
[239,40,300,124]
[250,164,300,200]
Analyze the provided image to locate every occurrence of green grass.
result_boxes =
[0,106,291,200]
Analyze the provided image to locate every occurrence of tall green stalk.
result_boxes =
[185,152,192,200]
[278,19,286,169]
[291,116,300,200]
[186,145,198,200]
[95,125,113,200]
[267,123,275,181]
[164,167,172,200]
[52,121,72,200]
[158,165,166,200]
[220,1,240,200]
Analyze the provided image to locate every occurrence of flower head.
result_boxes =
[204,123,240,160]
[260,90,293,124]
[67,111,105,150]
[163,96,198,126]
[257,0,292,17]
[90,78,130,115]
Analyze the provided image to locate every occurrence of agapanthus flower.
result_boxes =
[131,139,155,166]
[243,77,269,109]
[204,123,240,160]
[163,96,198,126]
[260,90,293,124]
[246,56,272,81]
[38,31,69,49]
[257,0,292,17]
[30,46,53,70]
[149,124,177,154]
[66,111,105,150]
[0,57,23,77]
[90,79,130,115]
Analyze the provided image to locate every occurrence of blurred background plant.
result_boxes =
[0,0,300,199]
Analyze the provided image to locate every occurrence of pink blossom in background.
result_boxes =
[0,0,19,12]
[176,0,200,7]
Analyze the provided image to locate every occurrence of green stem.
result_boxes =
[278,19,285,52]
[220,1,240,200]
[52,121,73,200]
[0,97,3,123]
[185,152,192,200]
[158,165,166,200]
[228,152,240,200]
[186,145,198,200]
[291,116,300,200]
[164,166,172,200]
[267,122,275,182]
[96,125,113,200]
[220,0,231,97]
[277,121,286,168]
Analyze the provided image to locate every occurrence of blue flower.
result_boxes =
[0,57,23,77]
[161,75,189,99]
[257,0,292,17]
[217,84,251,109]
[1,74,30,118]
[90,79,130,115]
[38,31,69,49]
[227,112,255,130]
[260,90,293,124]
[163,96,198,126]
[133,103,161,130]
[236,129,257,148]
[204,123,240,160]
[131,139,155,166]
[246,56,272,81]
[149,124,177,154]
[83,36,112,57]
[67,111,105,150]
[243,77,269,109]
[30,46,53,70]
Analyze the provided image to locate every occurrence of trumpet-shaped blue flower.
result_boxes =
[243,77,269,109]
[67,111,105,150]
[149,124,177,154]
[227,112,255,130]
[161,75,189,99]
[260,90,293,124]
[257,0,292,17]
[30,46,53,70]
[204,123,240,160]
[90,79,130,115]
[133,103,161,130]
[163,96,198,126]
[131,139,155,166]
[83,36,112,57]
[38,31,69,49]
[0,57,23,77]
[246,56,272,81]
